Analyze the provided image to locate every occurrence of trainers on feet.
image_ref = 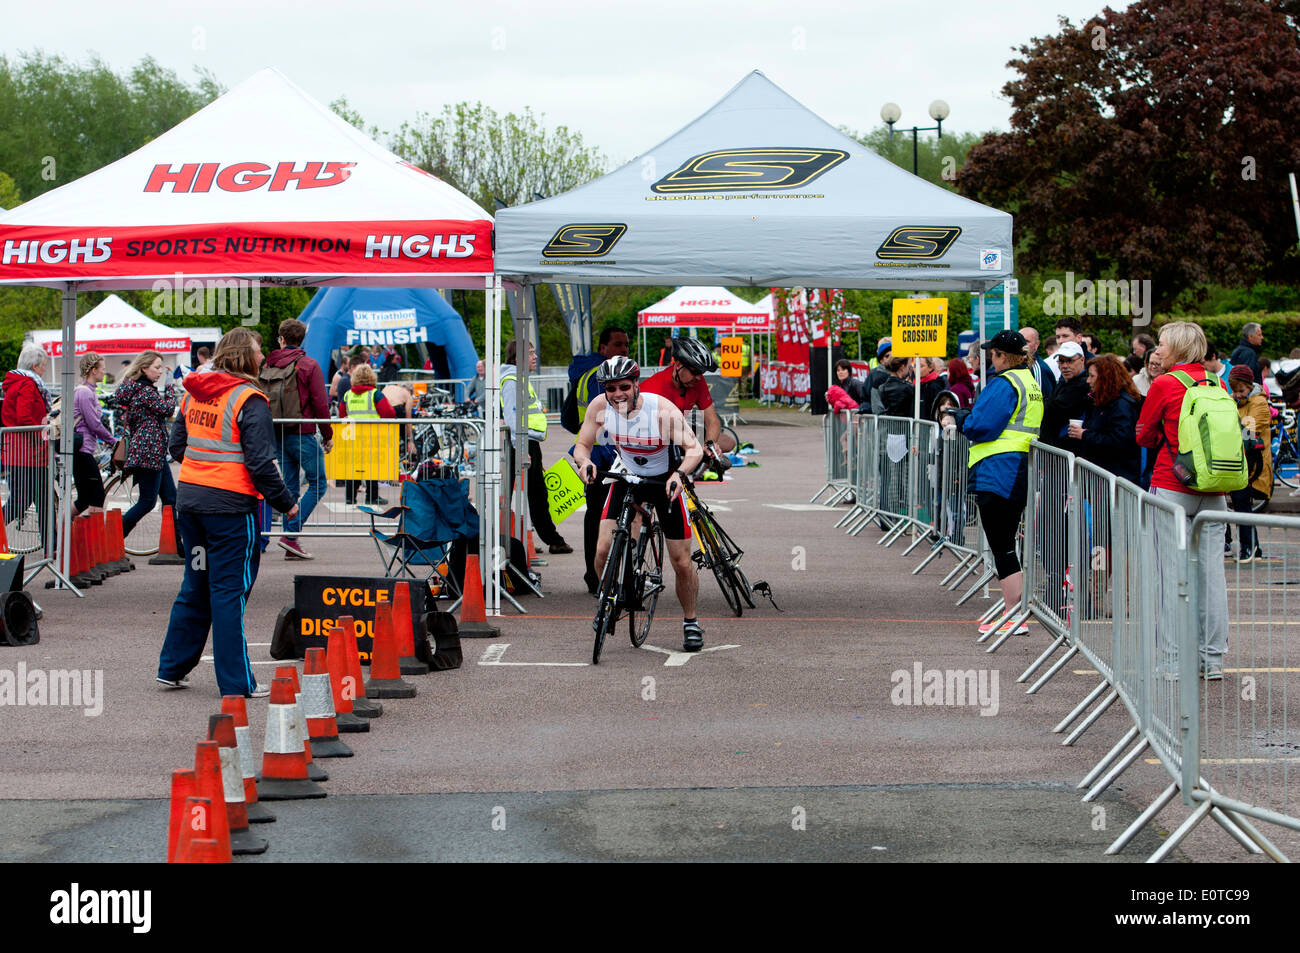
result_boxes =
[549,541,573,554]
[156,675,189,689]
[1201,667,1224,681]
[978,620,1030,636]
[1237,552,1254,564]
[682,622,704,652]
[279,537,314,560]
[247,683,270,698]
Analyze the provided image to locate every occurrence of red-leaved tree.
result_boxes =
[959,1,1300,310]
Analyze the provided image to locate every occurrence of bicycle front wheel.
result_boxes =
[631,521,664,647]
[592,531,626,664]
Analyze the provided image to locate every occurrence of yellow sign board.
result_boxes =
[545,458,587,525]
[324,421,400,481]
[890,298,949,357]
[719,336,743,378]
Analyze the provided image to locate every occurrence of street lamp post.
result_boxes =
[880,100,950,176]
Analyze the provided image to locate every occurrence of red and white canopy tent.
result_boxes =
[29,294,194,380]
[0,68,508,608]
[636,285,772,365]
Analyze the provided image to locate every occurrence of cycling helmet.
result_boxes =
[596,355,641,384]
[670,337,717,374]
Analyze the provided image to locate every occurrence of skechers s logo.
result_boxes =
[876,226,963,260]
[542,224,627,257]
[650,148,848,193]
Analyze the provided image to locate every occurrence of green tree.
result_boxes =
[842,125,987,191]
[0,52,221,201]
[390,102,607,212]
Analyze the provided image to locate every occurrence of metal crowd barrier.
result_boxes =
[810,411,855,505]
[268,417,484,539]
[836,419,1300,860]
[1,424,56,563]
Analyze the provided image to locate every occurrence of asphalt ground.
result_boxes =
[1,407,1295,864]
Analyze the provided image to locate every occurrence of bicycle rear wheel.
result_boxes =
[631,521,664,647]
[592,531,626,664]
[695,514,742,616]
[103,469,162,557]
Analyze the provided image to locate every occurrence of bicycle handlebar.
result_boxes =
[591,468,669,487]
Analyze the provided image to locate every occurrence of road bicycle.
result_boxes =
[1269,401,1299,491]
[680,466,768,617]
[590,469,666,665]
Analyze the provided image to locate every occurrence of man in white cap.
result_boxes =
[1040,341,1090,447]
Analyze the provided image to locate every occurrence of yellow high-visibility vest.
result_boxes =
[967,368,1043,468]
[500,373,548,439]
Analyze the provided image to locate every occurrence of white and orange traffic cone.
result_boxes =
[257,676,326,800]
[221,695,275,824]
[207,713,268,855]
[301,648,352,758]
[274,665,328,782]
[192,741,234,856]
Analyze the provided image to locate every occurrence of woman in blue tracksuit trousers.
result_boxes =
[156,328,297,698]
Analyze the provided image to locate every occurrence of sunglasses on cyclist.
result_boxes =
[604,382,634,393]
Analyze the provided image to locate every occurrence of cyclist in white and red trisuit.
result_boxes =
[573,356,707,651]
[640,336,736,461]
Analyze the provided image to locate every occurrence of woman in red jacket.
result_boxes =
[1134,321,1229,680]
[2,344,55,554]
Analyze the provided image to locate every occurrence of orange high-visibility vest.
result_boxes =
[178,383,265,497]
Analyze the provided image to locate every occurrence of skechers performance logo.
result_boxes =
[650,148,848,193]
[876,226,963,260]
[541,224,627,258]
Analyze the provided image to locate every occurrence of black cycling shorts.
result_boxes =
[600,476,692,541]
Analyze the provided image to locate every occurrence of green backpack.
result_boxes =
[1167,369,1248,493]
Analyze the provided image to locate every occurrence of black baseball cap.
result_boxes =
[981,330,1028,355]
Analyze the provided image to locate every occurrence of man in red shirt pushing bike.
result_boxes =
[641,337,735,466]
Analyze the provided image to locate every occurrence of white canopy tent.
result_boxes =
[636,285,772,365]
[0,68,505,605]
[28,294,191,382]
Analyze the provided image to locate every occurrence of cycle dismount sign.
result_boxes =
[891,298,948,357]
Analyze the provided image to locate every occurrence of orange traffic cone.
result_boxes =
[70,517,101,587]
[221,695,275,823]
[392,581,428,676]
[93,511,120,578]
[106,508,134,572]
[0,513,9,554]
[173,796,230,863]
[301,648,352,758]
[365,597,417,698]
[273,665,328,782]
[339,615,383,718]
[149,505,186,565]
[326,619,371,734]
[458,551,499,637]
[192,741,234,857]
[257,676,326,800]
[166,769,198,862]
[207,714,268,855]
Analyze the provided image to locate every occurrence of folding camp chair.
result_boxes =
[360,479,478,608]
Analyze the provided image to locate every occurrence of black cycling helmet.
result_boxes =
[670,336,717,374]
[596,355,641,384]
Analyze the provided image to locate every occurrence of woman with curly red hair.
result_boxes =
[1063,354,1142,484]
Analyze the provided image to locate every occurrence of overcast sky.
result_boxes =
[7,0,1112,164]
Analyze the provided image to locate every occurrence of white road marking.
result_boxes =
[764,504,843,512]
[477,643,589,667]
[641,643,740,666]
